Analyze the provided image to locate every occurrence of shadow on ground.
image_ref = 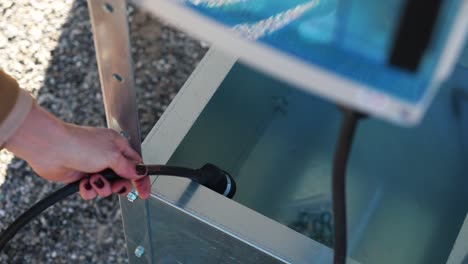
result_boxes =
[0,0,206,263]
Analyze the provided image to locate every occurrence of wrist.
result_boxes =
[4,103,69,162]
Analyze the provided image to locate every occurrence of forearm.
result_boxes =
[0,70,149,199]
[0,70,34,148]
[4,102,69,163]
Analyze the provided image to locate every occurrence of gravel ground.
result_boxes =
[0,0,207,263]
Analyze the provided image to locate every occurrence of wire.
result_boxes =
[0,169,118,251]
[136,165,198,178]
[332,110,364,264]
[0,109,359,255]
[137,164,236,199]
[0,165,235,251]
[0,182,78,250]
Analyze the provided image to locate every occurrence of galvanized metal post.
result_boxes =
[87,0,153,262]
[87,0,141,148]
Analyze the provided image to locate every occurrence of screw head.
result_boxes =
[127,191,138,202]
[120,131,131,141]
[134,245,145,258]
[102,2,114,13]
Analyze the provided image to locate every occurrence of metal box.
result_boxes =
[121,48,468,263]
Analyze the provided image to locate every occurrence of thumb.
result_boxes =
[108,152,141,180]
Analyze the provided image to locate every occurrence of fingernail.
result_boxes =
[93,178,104,189]
[84,182,92,191]
[117,187,127,194]
[135,165,147,176]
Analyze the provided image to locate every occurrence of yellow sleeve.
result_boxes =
[0,69,34,148]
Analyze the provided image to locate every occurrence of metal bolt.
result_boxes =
[120,131,130,141]
[103,2,114,13]
[127,191,138,202]
[272,95,288,115]
[134,245,145,258]
[112,73,124,83]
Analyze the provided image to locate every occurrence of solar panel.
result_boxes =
[134,0,468,125]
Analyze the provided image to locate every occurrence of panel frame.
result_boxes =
[447,214,468,264]
[87,0,154,261]
[132,0,468,126]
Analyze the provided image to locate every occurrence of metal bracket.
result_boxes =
[87,0,141,150]
[87,0,153,262]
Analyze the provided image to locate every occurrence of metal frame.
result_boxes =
[86,0,467,263]
[447,214,468,264]
[141,47,468,264]
[87,0,154,261]
[138,48,360,263]
[133,0,468,126]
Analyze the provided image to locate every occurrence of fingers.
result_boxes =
[79,178,97,200]
[111,179,132,196]
[108,141,150,198]
[108,129,145,181]
[80,176,133,200]
[112,131,142,163]
[63,171,87,184]
[108,153,142,181]
[78,129,146,200]
[89,174,112,197]
[133,176,151,199]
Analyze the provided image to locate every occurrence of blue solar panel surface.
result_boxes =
[179,0,460,103]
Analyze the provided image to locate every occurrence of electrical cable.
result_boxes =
[0,170,119,251]
[332,110,365,264]
[136,164,236,198]
[0,164,235,251]
[0,109,361,257]
[0,180,80,251]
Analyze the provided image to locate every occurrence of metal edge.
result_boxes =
[142,48,236,164]
[130,0,466,126]
[151,176,360,264]
[415,0,468,126]
[86,0,152,262]
[446,214,468,264]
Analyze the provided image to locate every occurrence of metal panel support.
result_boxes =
[87,0,153,262]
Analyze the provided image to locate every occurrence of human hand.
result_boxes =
[4,103,150,200]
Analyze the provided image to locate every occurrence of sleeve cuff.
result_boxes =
[0,89,34,149]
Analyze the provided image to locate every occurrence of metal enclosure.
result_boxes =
[121,48,468,263]
[86,1,468,263]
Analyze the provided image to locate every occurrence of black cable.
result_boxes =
[2,109,361,256]
[332,110,364,264]
[0,169,118,251]
[136,164,236,198]
[0,165,235,251]
[0,183,77,250]
[389,0,442,71]
[136,165,199,178]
